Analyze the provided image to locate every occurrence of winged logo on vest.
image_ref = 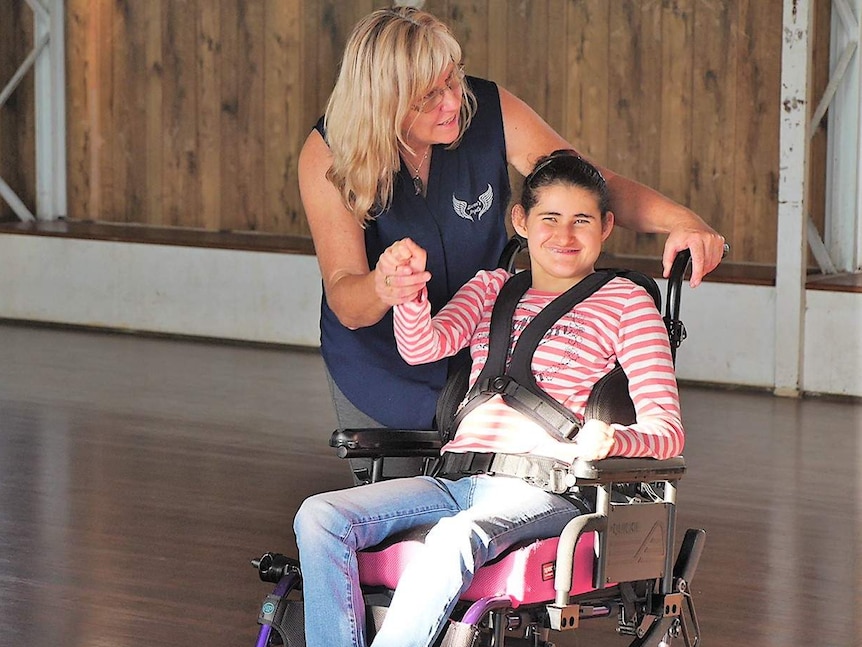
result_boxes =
[452,184,494,222]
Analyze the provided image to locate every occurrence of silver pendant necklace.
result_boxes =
[404,146,431,195]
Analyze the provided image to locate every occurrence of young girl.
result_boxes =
[293,151,684,647]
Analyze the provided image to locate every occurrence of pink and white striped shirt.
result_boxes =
[393,269,684,463]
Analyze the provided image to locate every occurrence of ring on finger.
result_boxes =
[385,275,392,288]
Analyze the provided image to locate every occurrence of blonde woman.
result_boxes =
[299,6,722,448]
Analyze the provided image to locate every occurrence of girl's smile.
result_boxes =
[512,183,614,293]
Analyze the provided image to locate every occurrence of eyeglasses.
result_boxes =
[414,65,465,113]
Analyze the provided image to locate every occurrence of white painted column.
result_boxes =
[775,0,812,397]
[852,0,862,270]
[34,0,67,220]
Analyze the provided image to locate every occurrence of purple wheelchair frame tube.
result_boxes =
[459,595,514,625]
[255,572,301,647]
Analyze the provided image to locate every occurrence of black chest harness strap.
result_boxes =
[450,269,616,441]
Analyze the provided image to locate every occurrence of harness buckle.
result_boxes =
[548,464,577,494]
[483,375,515,395]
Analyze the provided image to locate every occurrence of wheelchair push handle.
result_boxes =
[500,234,528,274]
[664,243,728,360]
[664,249,691,361]
[665,248,691,320]
[665,242,730,317]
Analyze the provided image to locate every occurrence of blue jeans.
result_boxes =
[293,473,586,647]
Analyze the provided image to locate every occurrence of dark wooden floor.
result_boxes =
[1,323,860,647]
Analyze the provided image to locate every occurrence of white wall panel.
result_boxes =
[658,279,776,389]
[1,235,860,397]
[804,289,862,396]
[0,235,323,347]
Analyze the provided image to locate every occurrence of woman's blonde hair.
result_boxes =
[323,6,476,225]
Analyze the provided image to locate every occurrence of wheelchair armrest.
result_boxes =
[569,455,686,484]
[329,428,443,459]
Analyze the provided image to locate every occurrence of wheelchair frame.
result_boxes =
[251,248,706,647]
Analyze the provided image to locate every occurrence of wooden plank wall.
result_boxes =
[1,1,832,266]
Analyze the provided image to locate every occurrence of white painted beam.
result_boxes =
[34,0,67,220]
[775,0,813,397]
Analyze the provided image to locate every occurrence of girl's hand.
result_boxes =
[574,419,615,461]
[374,238,431,305]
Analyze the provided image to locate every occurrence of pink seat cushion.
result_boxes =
[358,531,597,607]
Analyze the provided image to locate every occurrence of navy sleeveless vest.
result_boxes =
[318,77,511,429]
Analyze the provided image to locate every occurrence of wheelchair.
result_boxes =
[251,238,705,647]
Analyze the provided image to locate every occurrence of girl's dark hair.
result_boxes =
[520,149,610,216]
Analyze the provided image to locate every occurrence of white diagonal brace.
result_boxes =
[807,215,838,274]
[0,0,66,222]
[824,0,862,272]
[0,32,48,110]
[806,0,859,274]
[0,177,36,222]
